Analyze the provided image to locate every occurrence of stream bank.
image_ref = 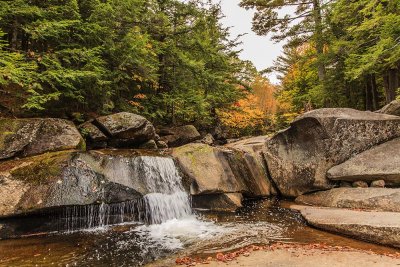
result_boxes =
[2,106,400,265]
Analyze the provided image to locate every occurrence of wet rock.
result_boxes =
[191,193,243,212]
[295,188,400,212]
[95,112,155,147]
[327,137,400,185]
[371,180,385,188]
[376,99,400,116]
[352,181,368,188]
[139,140,157,149]
[0,150,182,218]
[172,143,272,198]
[298,206,400,248]
[159,125,201,147]
[0,118,84,160]
[264,108,400,197]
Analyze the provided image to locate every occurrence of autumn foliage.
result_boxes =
[217,76,278,137]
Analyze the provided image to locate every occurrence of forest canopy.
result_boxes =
[1,0,399,134]
[241,0,400,116]
[0,0,261,128]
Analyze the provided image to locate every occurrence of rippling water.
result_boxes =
[0,199,398,267]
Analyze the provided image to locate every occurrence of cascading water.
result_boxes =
[138,156,192,224]
[62,155,192,231]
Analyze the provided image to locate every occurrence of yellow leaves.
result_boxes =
[129,93,147,109]
[133,93,146,99]
[128,101,143,109]
[132,74,143,82]
[218,76,278,135]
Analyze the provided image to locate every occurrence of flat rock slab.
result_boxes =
[296,188,400,212]
[328,137,400,184]
[194,249,400,267]
[298,206,400,248]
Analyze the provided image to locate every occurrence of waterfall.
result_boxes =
[62,155,192,231]
[138,156,192,224]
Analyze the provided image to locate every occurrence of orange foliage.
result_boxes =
[218,76,277,136]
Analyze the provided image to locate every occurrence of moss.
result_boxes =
[0,119,21,150]
[78,137,87,151]
[6,151,74,185]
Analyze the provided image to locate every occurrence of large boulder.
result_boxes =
[327,137,400,185]
[296,188,400,212]
[264,108,400,197]
[94,112,155,147]
[171,143,272,198]
[159,125,201,147]
[227,136,276,196]
[0,118,85,160]
[376,99,400,116]
[172,143,247,195]
[0,149,182,218]
[297,206,400,248]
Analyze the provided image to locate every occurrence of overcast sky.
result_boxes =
[213,0,284,84]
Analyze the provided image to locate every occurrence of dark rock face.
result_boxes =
[0,150,182,218]
[376,99,400,116]
[191,193,243,212]
[79,121,108,148]
[264,108,400,197]
[95,112,155,147]
[159,125,201,147]
[0,118,84,160]
[295,188,400,212]
[327,137,400,185]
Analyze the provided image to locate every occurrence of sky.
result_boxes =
[214,0,285,84]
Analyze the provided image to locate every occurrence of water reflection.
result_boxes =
[0,199,398,267]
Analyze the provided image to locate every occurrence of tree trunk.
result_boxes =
[365,76,372,111]
[312,0,326,81]
[384,69,398,103]
[11,19,19,51]
[370,74,379,110]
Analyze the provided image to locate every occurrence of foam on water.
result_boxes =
[134,215,228,250]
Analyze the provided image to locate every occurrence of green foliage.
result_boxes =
[0,0,252,125]
[256,0,400,114]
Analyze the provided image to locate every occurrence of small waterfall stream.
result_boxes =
[63,156,192,231]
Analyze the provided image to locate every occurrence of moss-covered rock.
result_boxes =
[171,143,273,201]
[0,150,151,218]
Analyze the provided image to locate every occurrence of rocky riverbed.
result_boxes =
[1,104,400,265]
